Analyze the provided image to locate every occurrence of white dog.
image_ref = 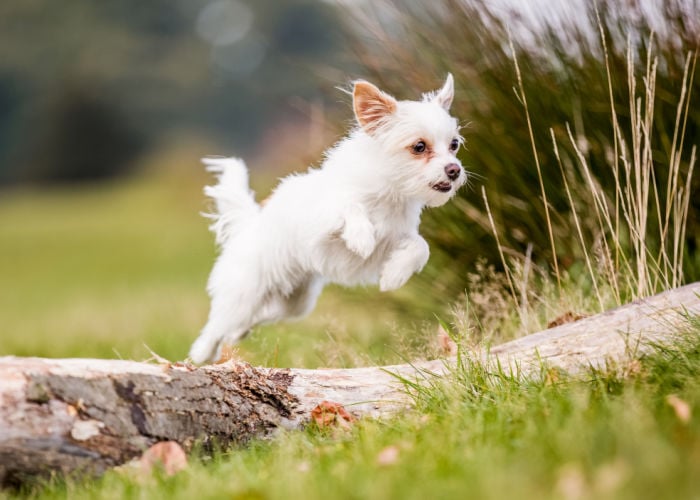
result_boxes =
[189,74,466,364]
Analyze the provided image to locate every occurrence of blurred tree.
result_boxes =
[22,83,145,183]
[0,0,351,185]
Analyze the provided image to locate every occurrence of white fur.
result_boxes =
[189,74,467,364]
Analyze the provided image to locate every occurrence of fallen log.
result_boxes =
[1,282,699,485]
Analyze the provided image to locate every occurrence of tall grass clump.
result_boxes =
[340,0,700,316]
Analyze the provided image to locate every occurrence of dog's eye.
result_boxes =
[412,141,427,154]
[449,138,460,152]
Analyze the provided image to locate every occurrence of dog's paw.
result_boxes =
[379,237,429,291]
[189,335,221,365]
[341,216,376,259]
[379,264,413,292]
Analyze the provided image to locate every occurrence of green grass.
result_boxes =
[0,173,211,362]
[12,318,700,500]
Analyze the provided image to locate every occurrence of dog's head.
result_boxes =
[352,74,466,207]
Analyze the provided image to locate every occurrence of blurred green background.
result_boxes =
[0,0,698,366]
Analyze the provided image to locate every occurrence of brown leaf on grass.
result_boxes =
[310,401,356,429]
[376,445,400,466]
[436,325,458,356]
[139,441,188,476]
[547,311,587,329]
[666,394,692,423]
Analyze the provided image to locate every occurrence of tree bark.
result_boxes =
[1,282,699,486]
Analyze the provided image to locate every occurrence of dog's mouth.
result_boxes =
[431,181,452,193]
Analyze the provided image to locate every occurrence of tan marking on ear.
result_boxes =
[353,81,397,134]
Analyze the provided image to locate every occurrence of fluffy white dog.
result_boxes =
[189,74,466,364]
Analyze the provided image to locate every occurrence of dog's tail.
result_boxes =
[202,157,260,246]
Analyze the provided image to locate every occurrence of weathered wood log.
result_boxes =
[1,282,699,485]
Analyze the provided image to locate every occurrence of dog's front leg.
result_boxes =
[340,204,376,259]
[379,235,430,291]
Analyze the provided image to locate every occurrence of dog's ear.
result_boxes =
[432,73,454,111]
[353,80,397,134]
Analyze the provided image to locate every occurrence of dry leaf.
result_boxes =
[139,441,188,476]
[666,394,691,423]
[310,401,356,429]
[436,325,458,356]
[376,445,400,466]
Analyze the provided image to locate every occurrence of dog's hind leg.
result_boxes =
[189,280,265,364]
[188,279,317,364]
[190,270,323,364]
[188,327,238,365]
[189,304,253,364]
[282,275,325,320]
[249,275,325,326]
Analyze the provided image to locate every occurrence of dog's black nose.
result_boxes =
[445,163,461,180]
